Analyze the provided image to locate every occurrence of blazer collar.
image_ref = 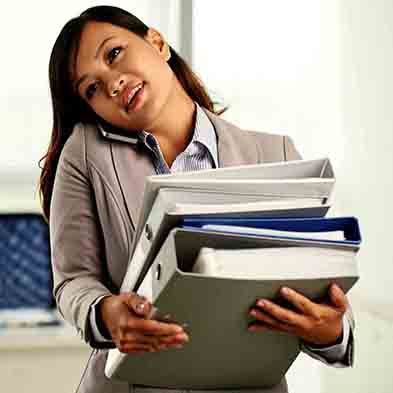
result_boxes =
[202,107,254,168]
[110,106,258,229]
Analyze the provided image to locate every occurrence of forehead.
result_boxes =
[71,21,139,81]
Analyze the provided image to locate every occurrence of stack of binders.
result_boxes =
[105,158,361,389]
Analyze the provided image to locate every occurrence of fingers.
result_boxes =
[250,306,283,327]
[117,314,188,345]
[118,342,156,354]
[248,322,269,332]
[119,342,185,354]
[329,283,348,312]
[129,317,185,335]
[122,330,188,348]
[124,293,152,317]
[118,328,189,354]
[249,301,299,332]
[279,287,317,316]
[277,286,347,318]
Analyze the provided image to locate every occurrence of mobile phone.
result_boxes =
[97,123,139,144]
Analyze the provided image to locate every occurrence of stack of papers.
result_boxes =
[105,158,361,389]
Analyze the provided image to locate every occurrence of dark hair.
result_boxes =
[38,5,228,222]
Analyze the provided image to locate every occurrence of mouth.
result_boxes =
[123,82,145,113]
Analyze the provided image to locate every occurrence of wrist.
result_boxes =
[97,296,115,340]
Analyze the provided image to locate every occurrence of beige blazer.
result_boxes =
[50,107,353,393]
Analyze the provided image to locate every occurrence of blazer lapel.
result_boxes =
[202,108,260,167]
[110,141,155,230]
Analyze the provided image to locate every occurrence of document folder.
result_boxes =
[106,158,349,388]
[181,217,361,245]
[122,202,331,298]
[135,158,335,244]
[106,221,360,388]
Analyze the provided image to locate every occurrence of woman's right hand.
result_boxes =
[99,293,189,354]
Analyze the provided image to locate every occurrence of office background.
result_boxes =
[0,1,391,392]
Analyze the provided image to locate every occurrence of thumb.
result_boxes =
[124,293,152,317]
[329,283,347,312]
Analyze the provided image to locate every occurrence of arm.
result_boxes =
[284,135,355,367]
[50,125,113,347]
[50,125,189,352]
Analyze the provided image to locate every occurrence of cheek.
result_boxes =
[91,98,122,123]
[151,62,176,104]
[142,52,174,90]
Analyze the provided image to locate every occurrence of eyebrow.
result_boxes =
[73,35,117,94]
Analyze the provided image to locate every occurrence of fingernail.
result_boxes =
[257,300,267,307]
[136,302,147,312]
[176,333,189,341]
[250,309,257,317]
[281,287,290,295]
[174,344,184,349]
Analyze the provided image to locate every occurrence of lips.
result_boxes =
[122,82,144,111]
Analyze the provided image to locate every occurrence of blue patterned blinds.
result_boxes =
[0,214,54,309]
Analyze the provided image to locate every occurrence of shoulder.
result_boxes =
[204,108,302,162]
[59,122,111,174]
[244,129,302,162]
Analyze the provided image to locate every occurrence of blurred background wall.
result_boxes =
[0,0,189,212]
[1,1,392,392]
[192,1,393,392]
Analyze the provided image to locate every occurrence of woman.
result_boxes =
[39,5,354,393]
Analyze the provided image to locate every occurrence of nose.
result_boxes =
[108,77,125,97]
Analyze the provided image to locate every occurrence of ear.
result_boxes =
[145,27,171,61]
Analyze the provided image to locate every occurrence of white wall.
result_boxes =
[320,1,393,391]
[193,1,393,392]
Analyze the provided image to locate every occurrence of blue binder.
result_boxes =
[180,216,361,245]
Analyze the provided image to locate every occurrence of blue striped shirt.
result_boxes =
[138,102,218,174]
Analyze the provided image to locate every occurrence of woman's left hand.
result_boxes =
[248,283,347,346]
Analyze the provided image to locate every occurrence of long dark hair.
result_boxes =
[38,5,228,222]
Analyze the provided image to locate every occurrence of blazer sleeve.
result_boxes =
[49,124,114,348]
[283,134,355,367]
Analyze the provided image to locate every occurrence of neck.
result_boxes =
[146,79,196,167]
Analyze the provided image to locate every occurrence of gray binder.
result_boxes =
[105,227,359,389]
[121,188,331,297]
[136,158,335,244]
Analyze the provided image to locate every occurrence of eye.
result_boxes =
[107,46,122,64]
[86,82,99,100]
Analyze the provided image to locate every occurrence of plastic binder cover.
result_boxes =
[106,228,359,389]
[122,197,331,296]
[135,158,335,244]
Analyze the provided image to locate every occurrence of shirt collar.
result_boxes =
[139,102,218,167]
[192,102,218,167]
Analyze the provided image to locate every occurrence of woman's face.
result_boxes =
[72,21,176,131]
